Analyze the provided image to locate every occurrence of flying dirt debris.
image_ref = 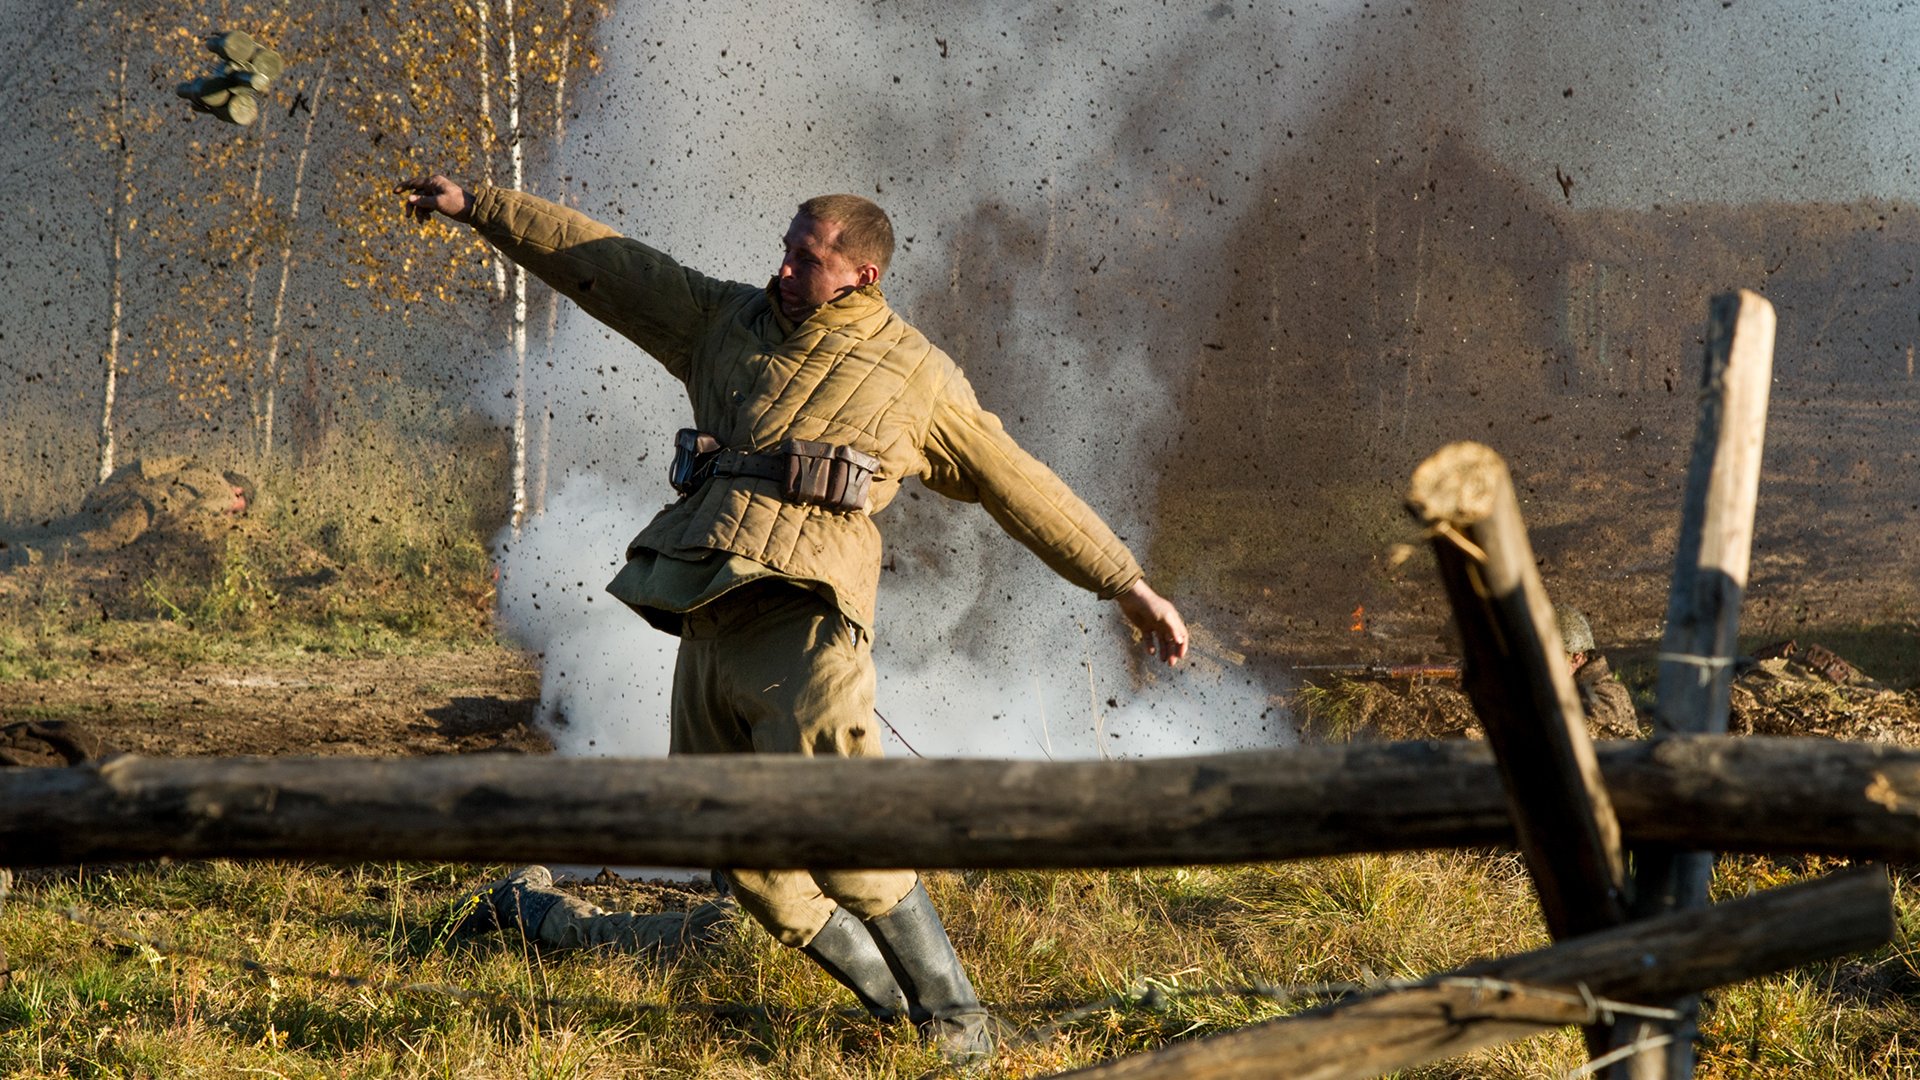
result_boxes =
[175,30,284,126]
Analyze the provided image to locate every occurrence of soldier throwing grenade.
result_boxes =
[396,175,1188,1064]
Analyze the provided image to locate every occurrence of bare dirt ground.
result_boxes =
[0,647,550,760]
[1223,395,1920,676]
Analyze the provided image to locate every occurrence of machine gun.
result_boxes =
[1292,662,1462,682]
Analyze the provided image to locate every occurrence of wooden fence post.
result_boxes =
[1409,440,1630,1060]
[1612,290,1776,1078]
[1407,441,1627,941]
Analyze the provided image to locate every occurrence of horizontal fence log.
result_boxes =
[1049,866,1891,1080]
[1,736,1919,868]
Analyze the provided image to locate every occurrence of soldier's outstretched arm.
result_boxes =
[1116,578,1189,667]
[389,175,748,381]
[921,369,1188,667]
[395,175,472,223]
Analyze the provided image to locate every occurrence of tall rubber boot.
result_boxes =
[863,881,993,1065]
[800,906,910,1021]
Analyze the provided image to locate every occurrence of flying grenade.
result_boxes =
[175,30,284,126]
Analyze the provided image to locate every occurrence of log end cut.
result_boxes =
[1407,441,1510,527]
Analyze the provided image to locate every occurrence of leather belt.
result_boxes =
[708,449,786,483]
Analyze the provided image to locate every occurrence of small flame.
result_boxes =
[1350,605,1366,633]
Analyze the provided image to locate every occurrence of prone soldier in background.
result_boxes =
[1558,607,1642,739]
[451,866,736,963]
[73,457,252,551]
[1,456,252,568]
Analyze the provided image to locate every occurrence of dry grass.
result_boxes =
[3,853,1911,1078]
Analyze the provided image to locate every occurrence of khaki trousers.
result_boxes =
[671,581,917,947]
[535,895,735,958]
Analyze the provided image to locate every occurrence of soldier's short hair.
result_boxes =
[798,194,894,279]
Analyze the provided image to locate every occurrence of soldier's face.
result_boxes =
[777,214,874,320]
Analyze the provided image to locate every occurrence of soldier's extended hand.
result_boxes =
[1116,578,1189,667]
[395,175,472,223]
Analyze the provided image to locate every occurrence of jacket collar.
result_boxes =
[765,280,890,336]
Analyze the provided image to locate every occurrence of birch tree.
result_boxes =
[322,0,595,522]
[531,0,582,517]
[98,46,132,483]
[314,0,602,526]
[60,2,167,484]
[257,67,330,461]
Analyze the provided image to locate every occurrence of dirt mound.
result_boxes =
[1299,645,1920,748]
[1730,646,1920,744]
[0,720,110,767]
[0,649,548,759]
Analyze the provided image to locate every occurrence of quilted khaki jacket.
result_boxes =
[466,187,1143,628]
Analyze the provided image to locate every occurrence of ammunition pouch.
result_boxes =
[777,439,878,512]
[668,429,722,495]
[668,429,878,513]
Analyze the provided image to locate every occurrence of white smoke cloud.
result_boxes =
[494,472,677,756]
[490,1,1358,761]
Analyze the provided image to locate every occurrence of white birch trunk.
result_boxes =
[474,0,507,302]
[98,51,130,484]
[531,0,577,519]
[505,0,529,533]
[261,71,328,464]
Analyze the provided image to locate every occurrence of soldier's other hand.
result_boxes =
[395,175,472,224]
[1116,578,1189,667]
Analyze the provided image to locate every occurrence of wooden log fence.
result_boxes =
[3,737,1920,868]
[1614,288,1777,1078]
[1407,442,1625,939]
[1409,438,1634,1057]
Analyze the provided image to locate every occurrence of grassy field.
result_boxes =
[0,423,501,681]
[1,855,1914,1078]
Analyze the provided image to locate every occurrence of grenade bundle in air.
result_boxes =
[176,31,284,126]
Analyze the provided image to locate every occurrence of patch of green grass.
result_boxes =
[0,570,93,681]
[1293,681,1365,741]
[141,534,280,631]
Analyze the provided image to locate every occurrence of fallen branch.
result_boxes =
[1048,866,1891,1080]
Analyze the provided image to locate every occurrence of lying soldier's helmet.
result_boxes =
[1556,608,1595,655]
